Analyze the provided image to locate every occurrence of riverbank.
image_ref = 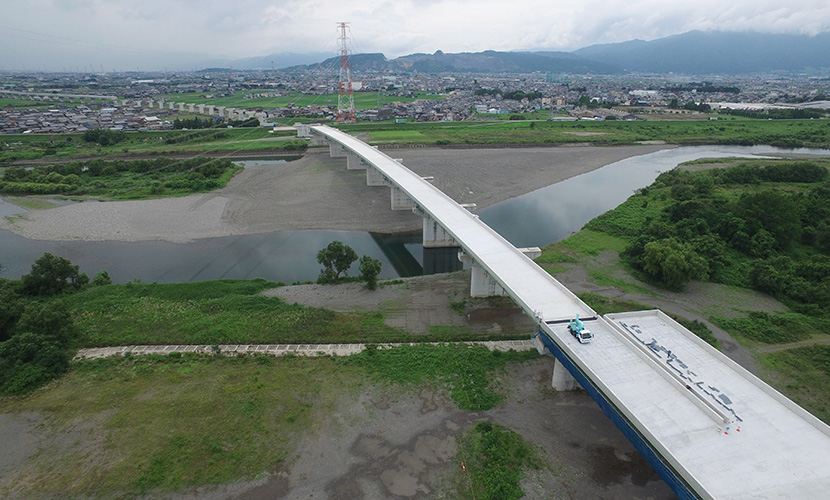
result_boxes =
[0,144,672,242]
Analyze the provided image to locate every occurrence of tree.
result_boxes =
[16,300,78,347]
[0,282,24,342]
[316,241,358,283]
[359,255,383,290]
[642,237,708,291]
[21,253,89,296]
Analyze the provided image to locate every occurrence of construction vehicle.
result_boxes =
[568,314,593,344]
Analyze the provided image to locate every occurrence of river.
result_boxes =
[1,145,828,283]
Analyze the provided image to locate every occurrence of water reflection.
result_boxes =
[479,145,830,248]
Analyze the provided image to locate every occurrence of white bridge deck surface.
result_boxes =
[309,125,830,499]
[561,311,830,499]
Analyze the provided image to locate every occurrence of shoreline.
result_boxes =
[0,144,672,243]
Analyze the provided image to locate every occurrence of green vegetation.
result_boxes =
[1,197,59,210]
[457,421,542,500]
[82,128,126,146]
[0,253,97,394]
[337,118,830,148]
[0,98,57,108]
[159,89,445,110]
[586,159,830,302]
[1,127,304,164]
[0,344,536,498]
[0,354,358,497]
[761,345,830,423]
[316,240,358,283]
[1,157,243,199]
[359,254,383,290]
[64,279,524,348]
[712,311,830,345]
[316,240,383,289]
[537,157,830,421]
[345,343,537,411]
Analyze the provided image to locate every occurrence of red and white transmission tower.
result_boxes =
[336,22,356,123]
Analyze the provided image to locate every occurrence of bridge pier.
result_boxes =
[366,167,385,186]
[329,142,347,157]
[459,247,541,297]
[217,106,225,117]
[197,104,205,114]
[178,103,185,112]
[346,152,367,170]
[413,205,475,248]
[552,358,578,391]
[414,208,456,247]
[391,186,415,210]
[532,330,580,390]
[188,103,195,113]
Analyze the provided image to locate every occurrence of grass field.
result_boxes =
[158,90,445,110]
[339,118,830,148]
[5,116,829,165]
[760,345,830,423]
[63,279,525,347]
[0,354,358,496]
[1,126,304,164]
[0,345,537,498]
[0,98,57,108]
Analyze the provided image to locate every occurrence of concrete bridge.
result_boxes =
[297,123,830,500]
[3,91,270,124]
[0,90,118,104]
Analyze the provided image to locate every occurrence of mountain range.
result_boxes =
[234,31,830,76]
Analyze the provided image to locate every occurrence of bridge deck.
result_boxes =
[546,310,830,499]
[309,125,830,499]
[312,125,594,323]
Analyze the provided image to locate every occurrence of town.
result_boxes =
[2,68,829,134]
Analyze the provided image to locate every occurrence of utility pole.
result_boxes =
[337,22,356,123]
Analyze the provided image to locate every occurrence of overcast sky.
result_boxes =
[2,0,830,72]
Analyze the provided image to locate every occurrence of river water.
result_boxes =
[1,145,827,283]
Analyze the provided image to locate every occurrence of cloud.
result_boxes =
[1,0,829,70]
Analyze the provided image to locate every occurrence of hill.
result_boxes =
[574,31,830,74]
[263,30,830,76]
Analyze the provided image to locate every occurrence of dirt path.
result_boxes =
[756,336,830,354]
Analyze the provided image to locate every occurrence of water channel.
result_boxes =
[1,145,828,283]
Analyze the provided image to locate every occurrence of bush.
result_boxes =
[359,255,382,290]
[0,331,72,395]
[82,128,126,146]
[93,271,113,286]
[461,421,541,500]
